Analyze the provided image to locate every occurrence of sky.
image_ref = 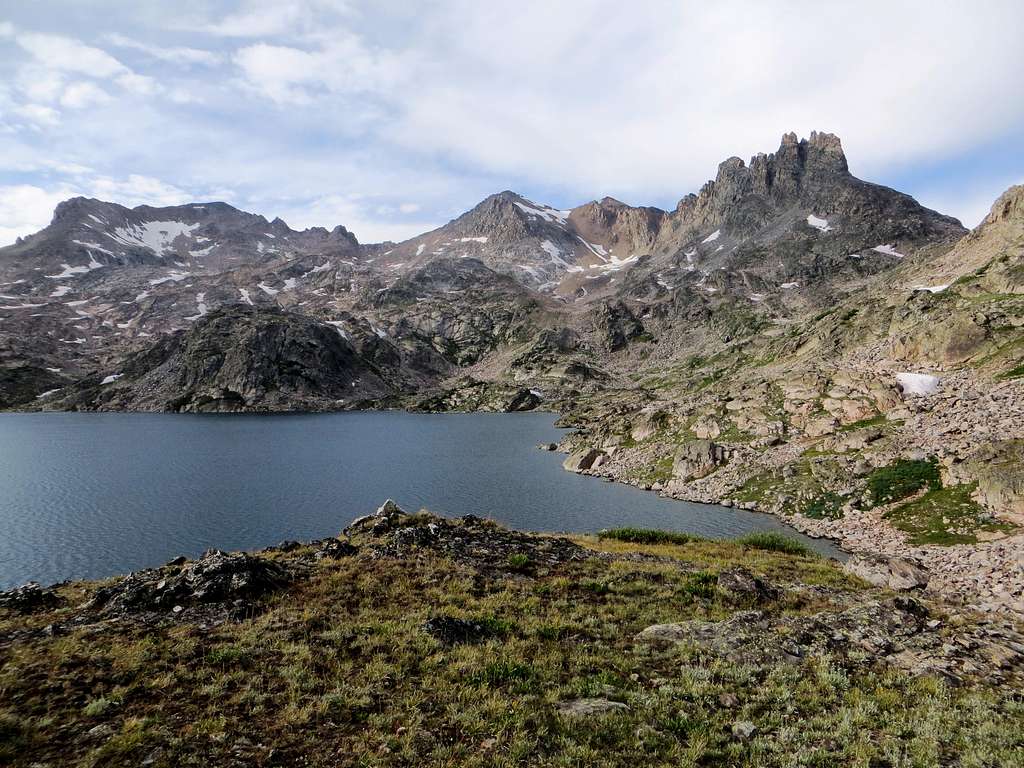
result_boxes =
[1,0,1023,246]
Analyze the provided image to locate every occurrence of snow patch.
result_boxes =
[100,373,123,385]
[190,245,215,258]
[71,240,115,256]
[911,284,949,294]
[107,220,200,255]
[184,292,208,321]
[896,372,939,396]
[514,201,570,224]
[806,215,832,232]
[415,244,425,256]
[149,269,191,286]
[781,281,800,289]
[702,229,721,244]
[239,288,254,305]
[45,258,102,279]
[50,285,73,298]
[873,244,905,258]
[458,236,489,243]
[258,281,279,297]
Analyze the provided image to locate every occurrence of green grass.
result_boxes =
[1,528,1021,766]
[885,484,1017,546]
[866,458,942,506]
[998,361,1024,380]
[736,532,814,557]
[506,553,531,572]
[598,528,705,546]
[801,491,847,521]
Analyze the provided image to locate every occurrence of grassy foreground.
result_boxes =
[1,514,1022,767]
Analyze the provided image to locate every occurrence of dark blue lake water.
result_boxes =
[0,412,842,588]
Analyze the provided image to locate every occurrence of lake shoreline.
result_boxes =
[0,411,842,590]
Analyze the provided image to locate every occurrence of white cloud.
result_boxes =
[0,183,77,245]
[2,1,1023,248]
[0,22,15,38]
[103,33,222,66]
[233,34,406,104]
[270,193,439,243]
[15,33,128,78]
[16,66,65,103]
[87,174,192,207]
[13,103,61,126]
[115,72,160,96]
[184,0,354,38]
[60,82,112,109]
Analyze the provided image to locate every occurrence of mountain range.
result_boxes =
[2,129,1024,616]
[0,131,970,410]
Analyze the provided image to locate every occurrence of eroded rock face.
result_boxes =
[844,554,930,591]
[56,307,393,412]
[965,442,1024,524]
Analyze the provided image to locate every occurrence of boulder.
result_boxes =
[844,554,929,591]
[314,538,358,559]
[0,581,59,614]
[630,409,669,442]
[717,567,781,604]
[86,550,294,615]
[505,388,541,412]
[692,415,722,439]
[672,440,727,482]
[563,448,607,472]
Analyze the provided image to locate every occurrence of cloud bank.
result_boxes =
[1,0,1022,244]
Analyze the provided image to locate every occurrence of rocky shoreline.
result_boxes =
[558,432,1024,622]
[550,369,1024,621]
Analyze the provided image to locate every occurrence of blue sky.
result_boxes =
[1,1,1022,245]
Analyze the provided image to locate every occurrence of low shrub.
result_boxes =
[736,532,812,556]
[597,528,705,545]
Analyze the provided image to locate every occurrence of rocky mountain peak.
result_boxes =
[983,184,1024,226]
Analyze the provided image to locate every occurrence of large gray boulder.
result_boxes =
[563,448,607,472]
[844,554,929,591]
[672,440,728,482]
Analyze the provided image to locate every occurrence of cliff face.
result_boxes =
[50,307,392,412]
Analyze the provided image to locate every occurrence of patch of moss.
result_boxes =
[885,484,1017,546]
[866,458,942,506]
[801,491,847,521]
